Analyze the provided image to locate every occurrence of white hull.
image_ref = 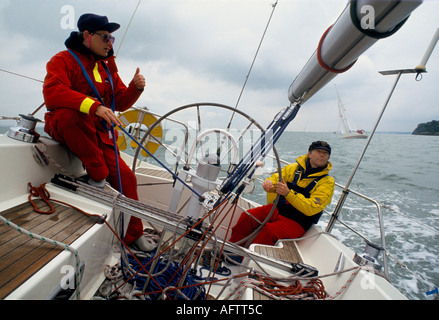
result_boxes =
[342,132,368,139]
[0,133,406,300]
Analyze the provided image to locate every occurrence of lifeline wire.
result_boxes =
[228,0,279,129]
[0,68,43,83]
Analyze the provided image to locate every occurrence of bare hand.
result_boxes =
[275,179,290,197]
[95,105,123,127]
[262,180,274,192]
[133,67,146,90]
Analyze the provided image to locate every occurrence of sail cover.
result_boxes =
[288,0,422,104]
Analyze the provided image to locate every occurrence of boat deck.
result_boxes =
[252,240,302,299]
[0,200,95,299]
[136,166,173,179]
[254,240,302,264]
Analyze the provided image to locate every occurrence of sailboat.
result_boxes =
[1,0,438,302]
[337,89,368,139]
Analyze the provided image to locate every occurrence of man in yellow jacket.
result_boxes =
[230,141,335,247]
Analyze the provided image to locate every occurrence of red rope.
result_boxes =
[27,182,168,298]
[253,274,327,299]
[28,182,54,214]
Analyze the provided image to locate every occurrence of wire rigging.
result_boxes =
[0,68,43,83]
[227,0,279,130]
[115,0,142,57]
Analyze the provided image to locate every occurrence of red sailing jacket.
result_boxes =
[43,32,142,145]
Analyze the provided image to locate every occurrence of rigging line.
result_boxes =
[206,203,239,296]
[220,103,299,194]
[0,68,43,83]
[0,69,46,116]
[115,0,142,57]
[160,201,232,289]
[227,0,279,130]
[166,200,259,298]
[145,195,237,290]
[127,198,229,274]
[0,214,83,299]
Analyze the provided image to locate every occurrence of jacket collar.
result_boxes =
[296,154,332,177]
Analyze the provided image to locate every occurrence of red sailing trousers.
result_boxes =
[45,108,143,245]
[229,203,305,247]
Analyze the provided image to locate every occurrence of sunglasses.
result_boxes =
[93,32,115,44]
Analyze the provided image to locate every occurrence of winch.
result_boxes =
[7,114,41,143]
[353,240,384,271]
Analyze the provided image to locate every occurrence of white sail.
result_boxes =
[337,89,368,139]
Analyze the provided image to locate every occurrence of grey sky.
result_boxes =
[0,0,438,132]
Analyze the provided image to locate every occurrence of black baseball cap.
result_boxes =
[77,13,120,33]
[309,141,331,155]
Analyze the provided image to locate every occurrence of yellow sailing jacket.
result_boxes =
[265,154,334,229]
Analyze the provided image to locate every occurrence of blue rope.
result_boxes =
[67,50,123,193]
[426,287,438,297]
[123,253,206,300]
[67,50,125,241]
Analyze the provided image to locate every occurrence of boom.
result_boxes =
[288,0,422,104]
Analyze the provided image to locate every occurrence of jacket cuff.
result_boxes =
[129,80,144,95]
[89,101,100,116]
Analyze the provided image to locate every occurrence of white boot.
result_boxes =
[133,236,157,252]
[88,178,106,188]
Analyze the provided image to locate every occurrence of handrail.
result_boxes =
[326,182,389,278]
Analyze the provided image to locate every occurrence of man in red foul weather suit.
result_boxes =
[43,13,153,251]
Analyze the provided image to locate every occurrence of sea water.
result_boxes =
[1,124,437,300]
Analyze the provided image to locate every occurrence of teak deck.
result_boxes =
[253,240,302,264]
[0,200,95,299]
[252,241,303,300]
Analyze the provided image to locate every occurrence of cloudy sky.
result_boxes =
[0,0,438,132]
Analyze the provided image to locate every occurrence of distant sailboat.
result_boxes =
[337,89,368,139]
